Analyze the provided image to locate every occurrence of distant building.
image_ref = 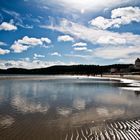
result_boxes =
[135,58,140,69]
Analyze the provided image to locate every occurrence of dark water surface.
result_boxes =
[0,76,140,140]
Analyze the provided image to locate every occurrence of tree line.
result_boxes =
[0,64,132,75]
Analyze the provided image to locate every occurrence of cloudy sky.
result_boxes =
[0,0,140,69]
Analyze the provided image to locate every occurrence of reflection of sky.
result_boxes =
[73,98,86,110]
[0,115,15,128]
[0,77,139,122]
[57,107,72,117]
[95,91,140,106]
[12,95,49,114]
[96,107,125,117]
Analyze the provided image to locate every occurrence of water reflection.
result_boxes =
[57,107,72,117]
[0,76,140,140]
[73,98,86,110]
[0,115,15,128]
[12,95,49,114]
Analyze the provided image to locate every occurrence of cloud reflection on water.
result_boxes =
[73,98,86,110]
[0,77,139,126]
[57,107,72,117]
[0,115,15,128]
[11,95,49,114]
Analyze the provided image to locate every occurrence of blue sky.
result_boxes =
[0,0,140,69]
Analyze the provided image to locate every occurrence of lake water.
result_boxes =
[0,76,140,140]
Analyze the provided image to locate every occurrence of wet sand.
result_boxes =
[101,74,140,80]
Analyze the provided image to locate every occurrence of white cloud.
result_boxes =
[41,18,140,61]
[0,22,17,31]
[57,35,74,42]
[73,47,92,53]
[72,42,87,47]
[0,41,7,46]
[16,23,33,29]
[11,36,51,53]
[33,53,45,59]
[2,9,20,18]
[17,36,43,46]
[74,47,88,51]
[41,37,51,44]
[89,7,140,29]
[21,57,30,61]
[118,58,136,64]
[97,36,126,45]
[11,43,28,53]
[0,59,75,69]
[41,18,140,47]
[0,48,10,55]
[51,52,61,57]
[111,6,140,20]
[93,46,140,59]
[90,16,116,30]
[2,9,34,29]
[42,0,138,13]
[65,54,92,59]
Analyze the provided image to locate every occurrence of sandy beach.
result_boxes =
[101,74,140,80]
[0,74,140,81]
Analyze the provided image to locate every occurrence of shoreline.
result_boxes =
[0,74,140,81]
[101,74,140,81]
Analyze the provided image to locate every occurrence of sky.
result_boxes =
[0,0,140,69]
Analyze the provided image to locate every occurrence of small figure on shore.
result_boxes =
[120,74,124,77]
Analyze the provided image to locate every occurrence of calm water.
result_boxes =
[0,76,140,140]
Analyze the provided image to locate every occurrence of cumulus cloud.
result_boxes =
[72,42,87,47]
[11,36,51,53]
[0,48,10,55]
[41,37,52,44]
[0,22,17,31]
[11,43,28,53]
[17,36,43,46]
[41,18,140,62]
[57,35,74,42]
[73,47,92,52]
[72,42,92,52]
[0,59,74,69]
[51,52,61,57]
[21,57,30,61]
[74,47,88,51]
[0,41,7,46]
[42,18,140,47]
[33,53,45,59]
[89,7,140,29]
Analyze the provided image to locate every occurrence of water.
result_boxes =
[0,76,140,140]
